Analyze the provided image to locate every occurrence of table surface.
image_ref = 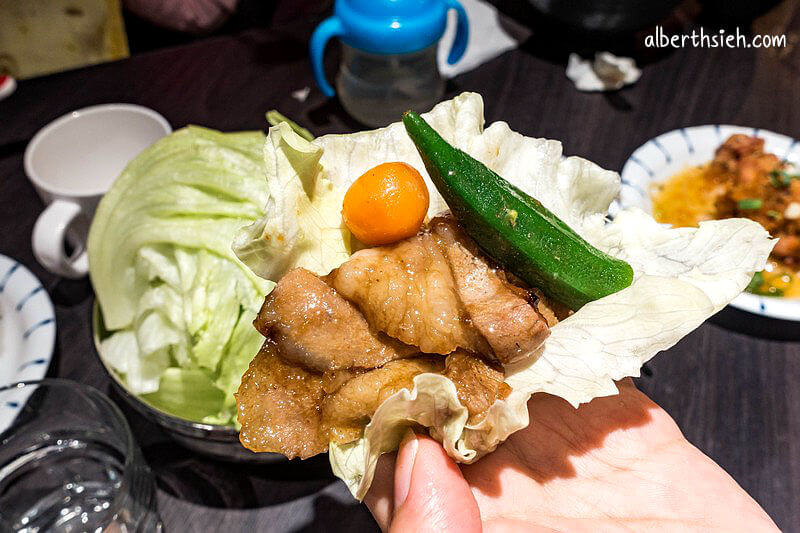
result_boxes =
[2,1,800,531]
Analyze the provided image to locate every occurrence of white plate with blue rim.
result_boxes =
[0,254,56,430]
[612,124,800,321]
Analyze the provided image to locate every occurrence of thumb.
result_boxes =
[389,430,482,533]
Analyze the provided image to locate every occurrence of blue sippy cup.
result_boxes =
[310,0,469,127]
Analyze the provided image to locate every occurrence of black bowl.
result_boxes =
[528,0,680,34]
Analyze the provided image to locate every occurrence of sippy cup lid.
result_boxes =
[310,0,469,97]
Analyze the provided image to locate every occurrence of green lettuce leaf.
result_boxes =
[232,122,351,280]
[141,368,226,422]
[88,126,271,425]
[234,93,774,499]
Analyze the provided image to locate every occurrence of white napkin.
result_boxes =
[437,0,531,79]
[566,52,642,92]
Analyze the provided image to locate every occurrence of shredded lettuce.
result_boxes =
[88,126,272,425]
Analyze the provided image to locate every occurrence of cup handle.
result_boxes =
[445,0,469,65]
[310,16,345,98]
[32,199,88,278]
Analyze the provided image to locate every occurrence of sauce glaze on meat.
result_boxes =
[237,217,562,458]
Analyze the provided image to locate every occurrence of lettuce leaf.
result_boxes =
[88,126,272,425]
[234,93,774,499]
[232,122,351,280]
[141,368,226,422]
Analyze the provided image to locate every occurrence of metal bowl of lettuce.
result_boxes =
[87,125,283,463]
[92,303,282,463]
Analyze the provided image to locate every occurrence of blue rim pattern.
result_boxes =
[0,256,56,424]
[0,263,20,292]
[650,138,672,163]
[22,318,55,339]
[16,286,44,311]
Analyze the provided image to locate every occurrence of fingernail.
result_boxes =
[393,428,418,510]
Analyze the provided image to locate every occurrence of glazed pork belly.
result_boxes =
[237,217,559,459]
[254,268,417,372]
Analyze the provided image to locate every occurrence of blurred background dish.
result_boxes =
[615,125,800,323]
[0,255,55,401]
[527,0,681,34]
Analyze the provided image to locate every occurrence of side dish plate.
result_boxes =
[0,255,56,429]
[614,125,800,321]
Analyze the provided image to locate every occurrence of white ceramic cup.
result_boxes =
[25,104,171,278]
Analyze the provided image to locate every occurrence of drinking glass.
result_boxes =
[0,379,162,532]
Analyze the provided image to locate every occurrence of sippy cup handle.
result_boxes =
[310,17,345,98]
[310,1,468,98]
[445,0,468,65]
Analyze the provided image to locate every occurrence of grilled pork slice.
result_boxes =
[321,368,365,395]
[326,218,550,363]
[326,232,491,356]
[238,218,556,459]
[236,347,514,458]
[236,341,327,459]
[321,357,444,444]
[431,218,550,364]
[237,349,443,457]
[531,288,572,327]
[254,268,417,372]
[442,350,511,424]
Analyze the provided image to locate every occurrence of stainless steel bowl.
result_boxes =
[91,303,284,464]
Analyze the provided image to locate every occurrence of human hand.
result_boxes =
[364,379,778,532]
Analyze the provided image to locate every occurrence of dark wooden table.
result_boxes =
[2,1,800,531]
